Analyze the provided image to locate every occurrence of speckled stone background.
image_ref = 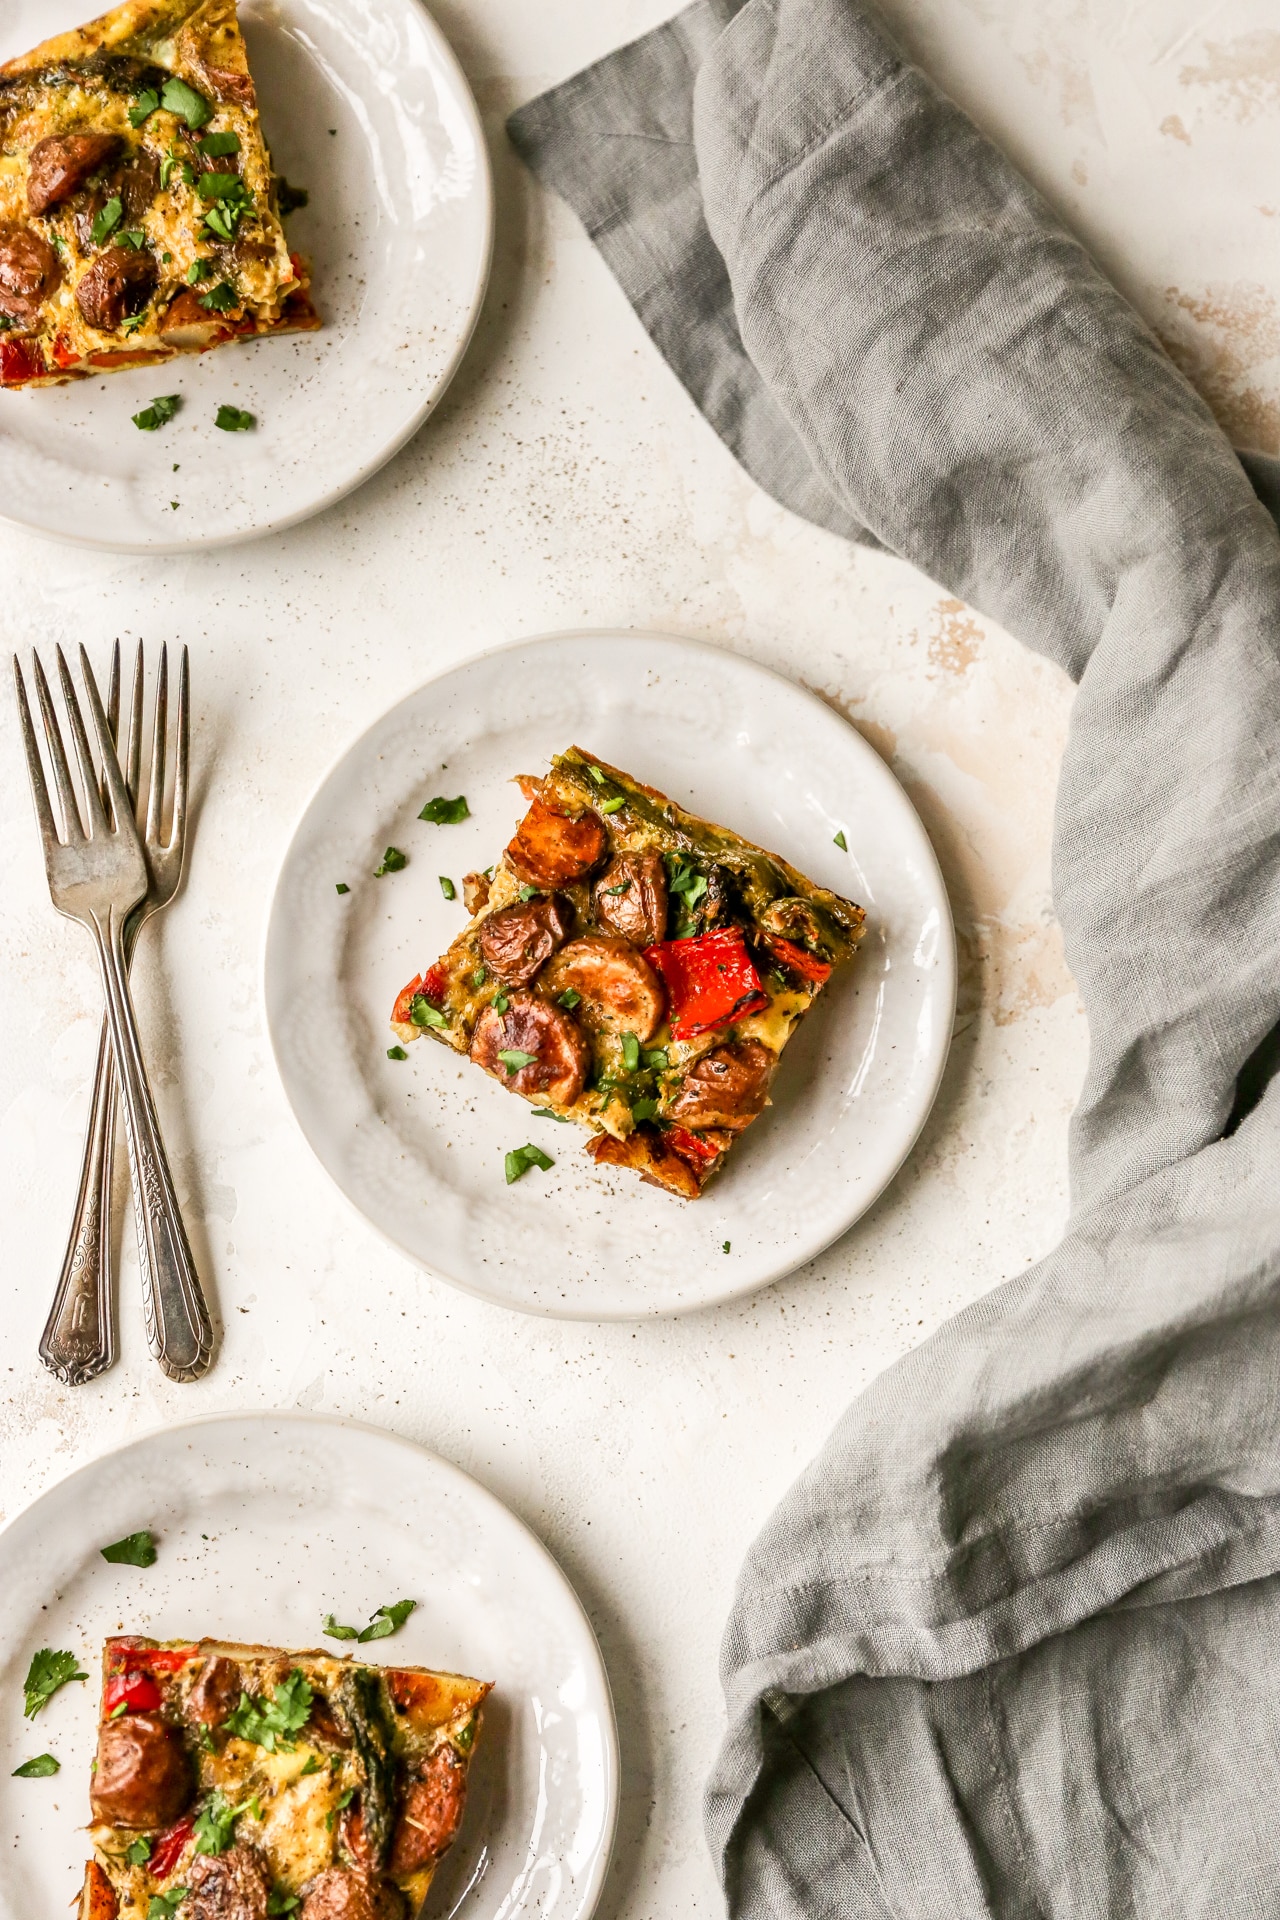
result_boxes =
[0,0,1275,1912]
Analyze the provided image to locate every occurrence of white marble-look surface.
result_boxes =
[0,0,1274,1911]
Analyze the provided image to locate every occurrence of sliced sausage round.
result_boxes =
[665,1039,776,1131]
[479,893,572,986]
[185,1654,242,1727]
[75,244,158,331]
[592,852,668,947]
[27,132,122,215]
[89,1712,193,1828]
[388,1744,468,1875]
[541,936,665,1045]
[0,226,61,326]
[470,992,590,1106]
[505,795,606,889]
[188,1843,271,1920]
[298,1869,405,1920]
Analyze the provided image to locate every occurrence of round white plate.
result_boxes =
[0,1412,618,1920]
[0,0,493,551]
[265,631,956,1318]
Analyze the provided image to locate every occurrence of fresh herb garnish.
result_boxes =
[722,1240,731,1253]
[274,178,309,218]
[601,796,625,815]
[516,884,538,901]
[267,1893,301,1915]
[132,395,180,432]
[119,228,147,250]
[531,1108,571,1121]
[408,995,447,1029]
[603,881,631,896]
[23,1650,87,1719]
[12,1754,59,1777]
[498,1049,537,1075]
[557,988,581,1010]
[198,131,242,158]
[161,76,212,129]
[358,1599,416,1642]
[470,968,487,988]
[373,847,406,876]
[223,1671,313,1754]
[120,313,148,334]
[160,152,179,189]
[201,285,240,315]
[643,1048,668,1071]
[489,991,509,1014]
[148,1891,188,1919]
[186,258,212,283]
[418,794,469,824]
[630,1098,658,1122]
[91,197,122,245]
[101,1529,157,1566]
[298,1754,323,1776]
[126,1837,153,1865]
[621,1032,641,1073]
[505,1143,554,1184]
[199,174,253,239]
[194,1790,243,1854]
[833,830,848,851]
[128,87,160,127]
[335,882,350,895]
[325,1786,355,1831]
[439,876,456,901]
[109,1702,128,1719]
[666,854,709,934]
[386,1046,407,1061]
[588,765,605,783]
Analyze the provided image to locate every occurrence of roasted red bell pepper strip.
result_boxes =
[51,333,81,370]
[103,1670,163,1716]
[763,934,832,985]
[148,1816,195,1879]
[0,337,45,386]
[665,1125,723,1168]
[107,1641,199,1675]
[644,927,768,1040]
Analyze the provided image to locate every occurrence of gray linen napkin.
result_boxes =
[510,5,1280,1913]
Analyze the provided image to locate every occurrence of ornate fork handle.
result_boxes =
[93,906,212,1382]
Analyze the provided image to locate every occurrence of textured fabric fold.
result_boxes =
[510,4,1280,1912]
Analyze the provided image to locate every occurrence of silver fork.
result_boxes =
[37,644,191,1385]
[15,646,214,1383]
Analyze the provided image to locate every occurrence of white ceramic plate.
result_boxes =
[0,1412,618,1920]
[0,0,493,551]
[265,631,956,1318]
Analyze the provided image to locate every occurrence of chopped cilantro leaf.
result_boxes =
[643,1048,668,1071]
[197,171,247,203]
[298,1754,323,1776]
[119,228,147,250]
[120,313,147,334]
[470,967,487,988]
[531,1108,571,1121]
[505,1143,554,1184]
[161,76,212,129]
[601,796,625,815]
[386,1046,408,1061]
[326,1786,356,1831]
[335,882,350,895]
[723,1240,731,1253]
[268,1894,301,1915]
[833,830,848,850]
[357,1599,416,1643]
[213,395,254,426]
[516,884,538,901]
[222,1671,313,1754]
[630,1098,658,1122]
[498,1049,537,1075]
[557,988,581,1009]
[132,395,180,432]
[23,1650,87,1719]
[186,258,212,283]
[439,875,456,901]
[126,1837,152,1864]
[621,1032,641,1073]
[198,131,242,157]
[101,1529,157,1566]
[12,1754,58,1777]
[91,197,122,245]
[373,847,406,876]
[194,1790,243,1854]
[409,995,447,1029]
[148,1893,188,1919]
[492,992,509,1013]
[128,88,160,127]
[322,1613,360,1640]
[160,153,178,188]
[418,794,469,824]
[201,285,240,315]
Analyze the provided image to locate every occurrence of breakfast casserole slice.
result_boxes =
[0,0,318,390]
[79,1635,490,1919]
[392,748,866,1199]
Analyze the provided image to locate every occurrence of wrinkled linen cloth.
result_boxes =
[510,6,1280,1915]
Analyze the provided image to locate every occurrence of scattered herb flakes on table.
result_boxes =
[390,747,865,1199]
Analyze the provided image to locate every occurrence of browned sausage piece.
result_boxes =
[470,992,590,1106]
[506,795,606,890]
[89,1713,193,1829]
[298,1869,404,1920]
[27,132,121,215]
[592,852,668,947]
[0,226,61,326]
[479,893,572,987]
[665,1039,776,1131]
[76,245,158,332]
[541,936,665,1045]
[388,1744,468,1875]
[188,1843,271,1920]
[185,1654,242,1727]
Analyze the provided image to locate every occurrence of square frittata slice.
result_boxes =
[0,0,318,390]
[79,1636,490,1920]
[391,748,866,1199]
